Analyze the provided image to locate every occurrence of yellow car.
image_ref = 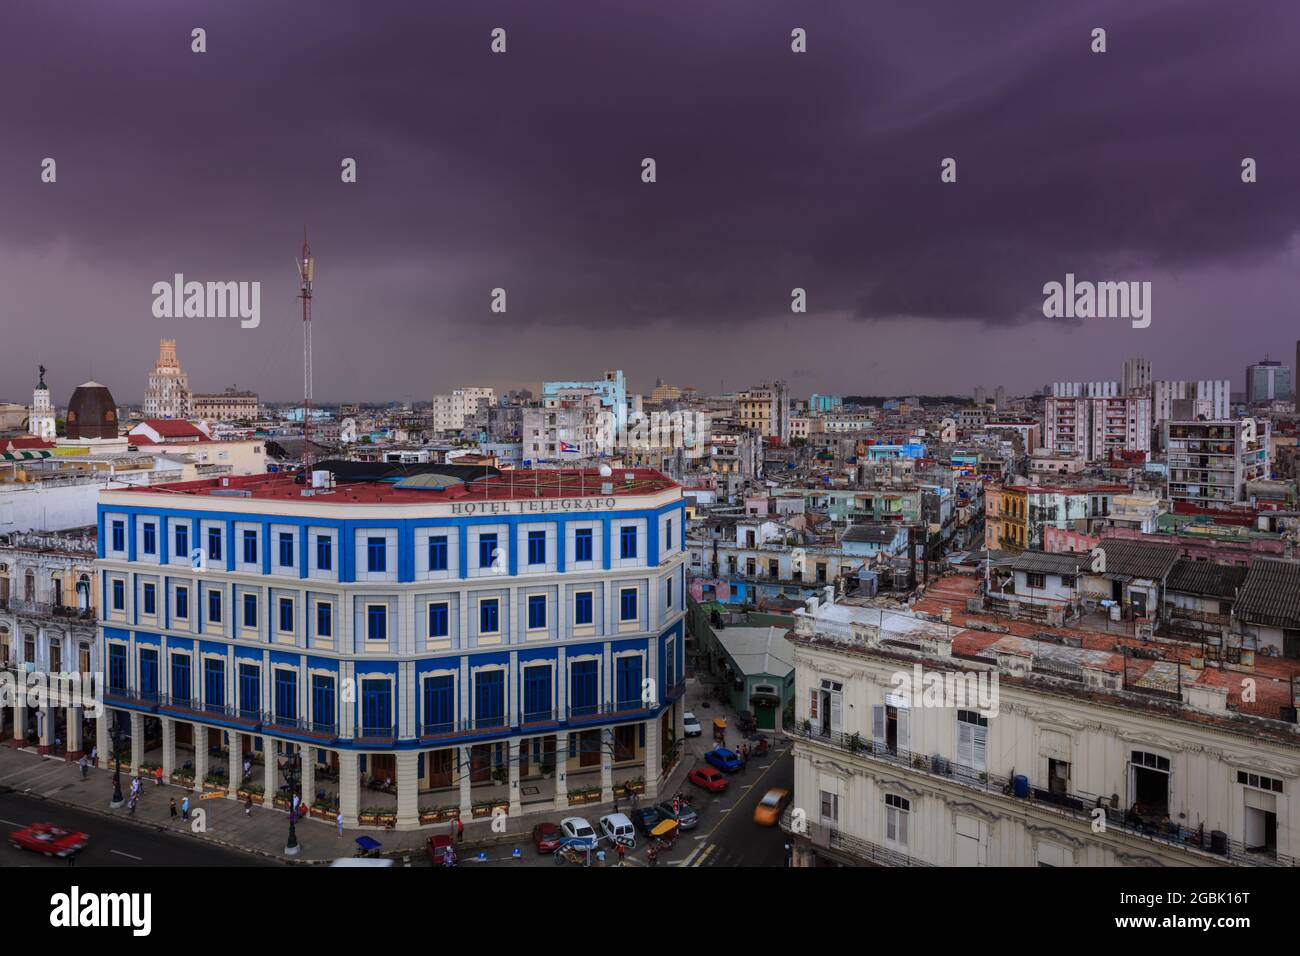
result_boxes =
[753,787,791,826]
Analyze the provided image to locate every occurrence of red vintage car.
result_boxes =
[688,766,730,794]
[532,822,562,854]
[426,834,457,866]
[9,822,89,858]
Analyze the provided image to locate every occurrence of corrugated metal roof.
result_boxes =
[1095,538,1180,582]
[1235,559,1300,629]
[1009,551,1086,575]
[1164,560,1249,599]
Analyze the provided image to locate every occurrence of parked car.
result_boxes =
[631,805,661,836]
[559,816,599,849]
[704,747,744,773]
[8,822,88,858]
[688,766,729,793]
[426,834,457,866]
[753,788,792,827]
[599,813,637,848]
[654,799,699,830]
[531,822,562,854]
[682,712,703,737]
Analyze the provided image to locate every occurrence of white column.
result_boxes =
[66,706,84,759]
[600,727,613,803]
[12,702,26,747]
[508,739,522,817]
[643,719,660,800]
[129,711,144,773]
[338,750,359,827]
[95,711,109,766]
[263,736,277,801]
[458,746,473,816]
[38,706,52,751]
[554,732,569,807]
[301,744,315,810]
[193,724,208,792]
[161,718,176,780]
[396,750,419,830]
[227,732,242,799]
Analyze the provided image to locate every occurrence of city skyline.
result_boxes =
[3,0,1299,401]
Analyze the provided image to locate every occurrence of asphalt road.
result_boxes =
[453,739,794,868]
[0,791,276,867]
[686,747,793,867]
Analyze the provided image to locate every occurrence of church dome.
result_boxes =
[65,381,120,440]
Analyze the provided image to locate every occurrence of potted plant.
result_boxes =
[419,805,440,825]
[471,798,495,819]
[358,806,381,826]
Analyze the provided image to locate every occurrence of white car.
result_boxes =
[599,812,636,848]
[559,816,598,849]
[683,712,702,737]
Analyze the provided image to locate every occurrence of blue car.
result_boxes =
[631,805,661,836]
[705,747,743,773]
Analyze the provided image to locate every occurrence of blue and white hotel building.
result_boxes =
[93,467,688,828]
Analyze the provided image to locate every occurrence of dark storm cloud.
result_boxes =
[0,0,1297,399]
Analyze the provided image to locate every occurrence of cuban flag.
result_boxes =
[559,441,579,454]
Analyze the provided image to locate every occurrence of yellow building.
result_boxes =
[984,483,1027,552]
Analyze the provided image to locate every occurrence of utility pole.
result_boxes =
[297,229,315,473]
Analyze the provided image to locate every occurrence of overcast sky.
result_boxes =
[1,0,1297,405]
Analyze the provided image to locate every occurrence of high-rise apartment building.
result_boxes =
[1246,361,1293,403]
[1122,357,1152,394]
[1165,419,1269,509]
[431,387,495,433]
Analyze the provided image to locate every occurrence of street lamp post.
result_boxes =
[281,747,302,856]
[108,713,126,808]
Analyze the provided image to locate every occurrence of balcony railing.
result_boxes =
[780,811,934,867]
[790,724,1294,867]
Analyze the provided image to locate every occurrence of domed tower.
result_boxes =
[65,381,120,440]
[29,365,56,439]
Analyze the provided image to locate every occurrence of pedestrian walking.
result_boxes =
[245,794,253,816]
[169,798,177,818]
[617,843,626,866]
[630,792,638,813]
[336,811,344,838]
[79,754,88,779]
[89,745,97,766]
[154,766,163,786]
[596,848,606,867]
[456,817,464,843]
[613,794,620,813]
[181,796,190,821]
[128,794,138,816]
[647,844,658,866]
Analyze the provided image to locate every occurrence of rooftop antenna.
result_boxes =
[296,228,315,472]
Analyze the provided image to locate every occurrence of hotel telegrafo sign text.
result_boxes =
[450,497,619,516]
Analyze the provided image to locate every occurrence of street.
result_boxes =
[0,791,275,868]
[450,740,793,868]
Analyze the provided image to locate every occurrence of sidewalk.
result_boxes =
[0,710,706,864]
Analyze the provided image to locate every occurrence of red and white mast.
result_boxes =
[296,229,315,472]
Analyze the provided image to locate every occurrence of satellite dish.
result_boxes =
[598,464,613,477]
